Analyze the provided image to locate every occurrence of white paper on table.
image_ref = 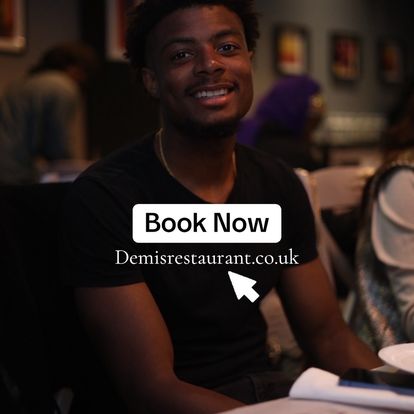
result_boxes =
[289,367,414,412]
[220,397,400,414]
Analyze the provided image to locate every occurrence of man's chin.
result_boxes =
[177,119,240,141]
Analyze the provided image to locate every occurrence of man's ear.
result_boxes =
[141,67,159,98]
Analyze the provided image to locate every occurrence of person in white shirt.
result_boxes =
[354,84,414,348]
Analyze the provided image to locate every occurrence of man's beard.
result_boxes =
[174,117,240,141]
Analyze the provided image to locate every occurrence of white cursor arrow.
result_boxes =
[228,271,259,303]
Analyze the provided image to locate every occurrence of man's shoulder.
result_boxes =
[237,143,298,182]
[83,133,154,180]
[68,133,156,203]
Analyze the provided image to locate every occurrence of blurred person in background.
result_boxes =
[237,75,325,171]
[353,81,414,350]
[0,42,98,185]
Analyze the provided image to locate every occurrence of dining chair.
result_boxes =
[311,165,375,321]
[311,165,375,212]
[0,183,128,414]
[295,168,356,289]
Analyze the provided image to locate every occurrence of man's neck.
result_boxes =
[155,127,237,203]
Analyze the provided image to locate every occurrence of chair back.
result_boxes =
[0,183,73,412]
[0,183,126,413]
[295,169,354,287]
[312,166,374,211]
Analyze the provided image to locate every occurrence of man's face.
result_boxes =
[143,5,254,137]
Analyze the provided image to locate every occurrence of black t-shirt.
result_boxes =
[60,133,317,388]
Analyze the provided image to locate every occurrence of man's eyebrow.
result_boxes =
[160,29,245,52]
[161,37,195,53]
[212,29,245,42]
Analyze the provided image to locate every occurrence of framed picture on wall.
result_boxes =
[273,24,309,76]
[378,39,405,85]
[106,0,140,61]
[330,33,361,82]
[0,0,25,53]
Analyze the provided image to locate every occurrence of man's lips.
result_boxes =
[187,83,236,100]
[194,88,229,99]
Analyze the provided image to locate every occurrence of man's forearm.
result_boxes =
[132,376,245,414]
[307,324,382,375]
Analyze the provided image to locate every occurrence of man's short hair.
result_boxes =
[125,0,259,72]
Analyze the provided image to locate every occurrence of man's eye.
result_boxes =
[219,44,238,53]
[172,51,191,61]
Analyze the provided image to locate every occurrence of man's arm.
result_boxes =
[277,258,381,374]
[75,283,244,414]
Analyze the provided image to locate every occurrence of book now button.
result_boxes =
[132,204,282,244]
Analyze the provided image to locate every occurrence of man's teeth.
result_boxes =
[194,89,228,99]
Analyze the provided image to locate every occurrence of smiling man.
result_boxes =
[61,1,380,413]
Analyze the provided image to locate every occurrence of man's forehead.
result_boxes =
[147,5,244,48]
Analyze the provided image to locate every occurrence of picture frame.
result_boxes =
[0,0,25,53]
[273,24,309,76]
[106,0,139,61]
[378,39,405,85]
[331,33,361,82]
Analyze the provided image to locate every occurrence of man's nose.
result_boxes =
[194,47,224,76]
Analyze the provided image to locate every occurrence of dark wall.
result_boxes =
[80,1,159,157]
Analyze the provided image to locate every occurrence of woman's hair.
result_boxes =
[125,0,259,72]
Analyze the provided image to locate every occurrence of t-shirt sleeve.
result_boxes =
[60,177,144,287]
[281,167,318,265]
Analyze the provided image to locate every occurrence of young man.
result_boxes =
[61,1,380,413]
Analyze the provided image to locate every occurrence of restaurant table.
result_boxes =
[220,397,406,413]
